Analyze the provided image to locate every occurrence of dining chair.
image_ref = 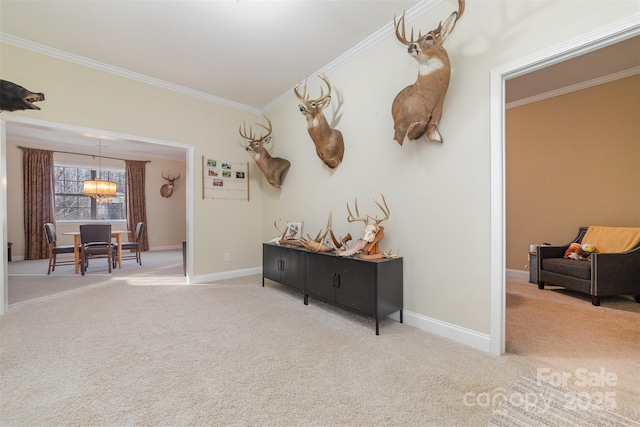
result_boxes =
[44,223,76,275]
[79,224,116,275]
[121,222,144,265]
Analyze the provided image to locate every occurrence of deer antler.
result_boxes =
[239,122,255,141]
[346,199,368,226]
[162,172,180,182]
[294,75,332,105]
[239,115,272,142]
[366,194,390,227]
[300,212,334,252]
[316,73,332,104]
[382,249,400,259]
[394,12,416,46]
[293,78,309,102]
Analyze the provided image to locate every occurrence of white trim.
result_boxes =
[506,269,529,281]
[1,115,193,150]
[2,0,441,115]
[490,15,640,356]
[506,67,640,109]
[148,244,182,252]
[191,266,262,284]
[0,117,193,309]
[0,120,8,315]
[403,310,491,353]
[0,33,261,115]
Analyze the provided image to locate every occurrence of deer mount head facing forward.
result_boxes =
[239,115,291,189]
[160,173,180,198]
[294,73,345,169]
[391,0,465,145]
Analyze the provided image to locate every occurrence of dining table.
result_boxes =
[62,230,131,274]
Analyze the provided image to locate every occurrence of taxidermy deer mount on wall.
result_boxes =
[239,115,291,189]
[294,73,345,169]
[160,173,180,198]
[391,0,465,145]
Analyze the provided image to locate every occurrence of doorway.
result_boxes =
[0,117,195,313]
[489,20,640,355]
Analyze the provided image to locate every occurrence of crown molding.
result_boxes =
[0,32,261,115]
[506,66,640,109]
[1,1,440,115]
[262,0,440,112]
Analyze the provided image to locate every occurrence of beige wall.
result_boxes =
[1,43,263,277]
[2,1,638,340]
[5,137,187,259]
[506,75,640,271]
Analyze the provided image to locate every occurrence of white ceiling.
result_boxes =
[1,1,638,160]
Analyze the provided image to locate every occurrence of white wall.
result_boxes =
[1,1,637,346]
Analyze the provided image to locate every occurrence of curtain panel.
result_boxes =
[125,161,149,251]
[22,148,55,260]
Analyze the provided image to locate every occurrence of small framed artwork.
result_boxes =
[208,169,219,177]
[236,171,245,179]
[221,162,231,170]
[285,222,303,240]
[213,179,224,187]
[222,170,232,178]
[207,159,217,167]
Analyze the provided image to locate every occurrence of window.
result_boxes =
[54,166,126,221]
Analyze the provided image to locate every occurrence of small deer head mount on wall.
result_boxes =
[160,172,180,198]
[391,0,465,145]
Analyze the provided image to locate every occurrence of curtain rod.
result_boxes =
[16,145,151,163]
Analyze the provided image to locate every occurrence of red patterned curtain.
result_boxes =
[22,148,55,260]
[125,161,149,251]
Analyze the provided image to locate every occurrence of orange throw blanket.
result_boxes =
[582,226,640,253]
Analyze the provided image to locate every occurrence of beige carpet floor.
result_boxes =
[1,255,638,426]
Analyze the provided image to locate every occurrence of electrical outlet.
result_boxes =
[224,253,231,262]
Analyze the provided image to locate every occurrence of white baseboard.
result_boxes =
[506,269,529,280]
[403,310,491,353]
[148,244,182,251]
[191,267,262,284]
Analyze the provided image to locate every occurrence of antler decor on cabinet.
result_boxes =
[391,0,465,145]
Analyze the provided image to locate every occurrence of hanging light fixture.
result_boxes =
[83,139,117,202]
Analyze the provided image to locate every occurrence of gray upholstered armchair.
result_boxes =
[537,226,640,306]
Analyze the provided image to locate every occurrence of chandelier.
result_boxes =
[83,139,117,202]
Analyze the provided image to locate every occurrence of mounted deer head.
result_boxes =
[239,115,291,189]
[160,173,180,198]
[294,73,345,169]
[391,0,465,145]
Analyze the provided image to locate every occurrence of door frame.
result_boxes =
[489,16,639,355]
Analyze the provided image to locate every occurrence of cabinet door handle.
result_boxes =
[278,260,284,271]
[335,274,341,289]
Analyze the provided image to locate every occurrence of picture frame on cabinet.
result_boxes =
[285,222,303,240]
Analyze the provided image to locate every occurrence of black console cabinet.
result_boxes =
[262,243,306,291]
[263,243,403,335]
